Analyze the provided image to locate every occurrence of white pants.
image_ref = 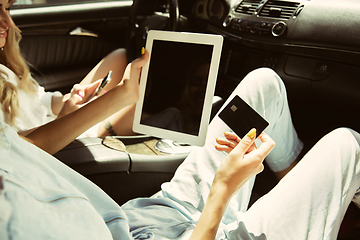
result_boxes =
[161,68,360,239]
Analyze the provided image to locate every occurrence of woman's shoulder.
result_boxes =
[0,64,39,89]
[0,63,20,85]
[0,63,15,74]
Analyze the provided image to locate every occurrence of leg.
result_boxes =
[161,68,303,224]
[97,104,137,137]
[230,68,303,175]
[80,49,139,136]
[228,128,360,240]
[80,48,128,95]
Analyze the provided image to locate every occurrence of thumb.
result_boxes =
[130,48,149,75]
[232,128,256,155]
[82,79,102,103]
[122,47,149,85]
[136,47,150,67]
[91,79,102,93]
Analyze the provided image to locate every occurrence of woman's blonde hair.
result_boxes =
[0,25,37,126]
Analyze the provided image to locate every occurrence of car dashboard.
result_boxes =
[178,0,360,147]
[190,0,360,58]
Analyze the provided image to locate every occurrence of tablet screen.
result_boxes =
[141,40,213,136]
[133,30,223,146]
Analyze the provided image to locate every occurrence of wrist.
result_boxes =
[208,183,233,205]
[117,81,139,105]
[189,184,231,240]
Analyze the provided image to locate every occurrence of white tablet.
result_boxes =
[133,30,223,147]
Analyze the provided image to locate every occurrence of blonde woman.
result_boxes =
[0,0,137,138]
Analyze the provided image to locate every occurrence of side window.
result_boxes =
[14,0,126,7]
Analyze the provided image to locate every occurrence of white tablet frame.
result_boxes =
[133,30,223,147]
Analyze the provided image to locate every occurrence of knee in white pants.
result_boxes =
[345,128,360,207]
[239,68,285,97]
[324,128,360,206]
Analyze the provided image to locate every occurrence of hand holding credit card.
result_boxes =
[218,95,269,138]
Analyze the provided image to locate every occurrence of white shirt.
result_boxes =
[0,64,56,132]
[0,121,131,240]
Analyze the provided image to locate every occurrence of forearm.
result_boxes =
[24,83,135,155]
[18,127,38,136]
[190,130,275,239]
[189,186,232,240]
[22,50,147,155]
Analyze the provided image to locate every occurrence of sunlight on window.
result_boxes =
[15,0,126,7]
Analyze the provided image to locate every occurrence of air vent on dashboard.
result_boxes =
[235,0,262,15]
[259,0,300,20]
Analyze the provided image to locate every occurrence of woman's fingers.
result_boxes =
[132,48,150,71]
[118,48,149,105]
[123,48,149,85]
[212,129,275,198]
[216,129,274,172]
[231,128,257,156]
[229,130,274,183]
[214,143,232,153]
[215,133,238,153]
[216,131,257,153]
[255,132,276,157]
[69,80,102,105]
[241,132,275,174]
[223,132,240,142]
[82,79,102,103]
[216,136,237,148]
[234,130,275,160]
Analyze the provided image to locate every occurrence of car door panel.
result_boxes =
[12,1,132,92]
[20,35,119,91]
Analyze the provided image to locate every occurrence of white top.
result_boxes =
[0,121,131,240]
[0,64,56,132]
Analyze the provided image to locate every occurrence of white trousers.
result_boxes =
[161,68,360,239]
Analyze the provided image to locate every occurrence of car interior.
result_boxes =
[11,0,360,238]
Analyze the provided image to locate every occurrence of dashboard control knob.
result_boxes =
[251,23,260,33]
[223,15,232,27]
[239,20,247,31]
[272,21,287,36]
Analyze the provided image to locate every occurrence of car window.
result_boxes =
[14,0,129,7]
